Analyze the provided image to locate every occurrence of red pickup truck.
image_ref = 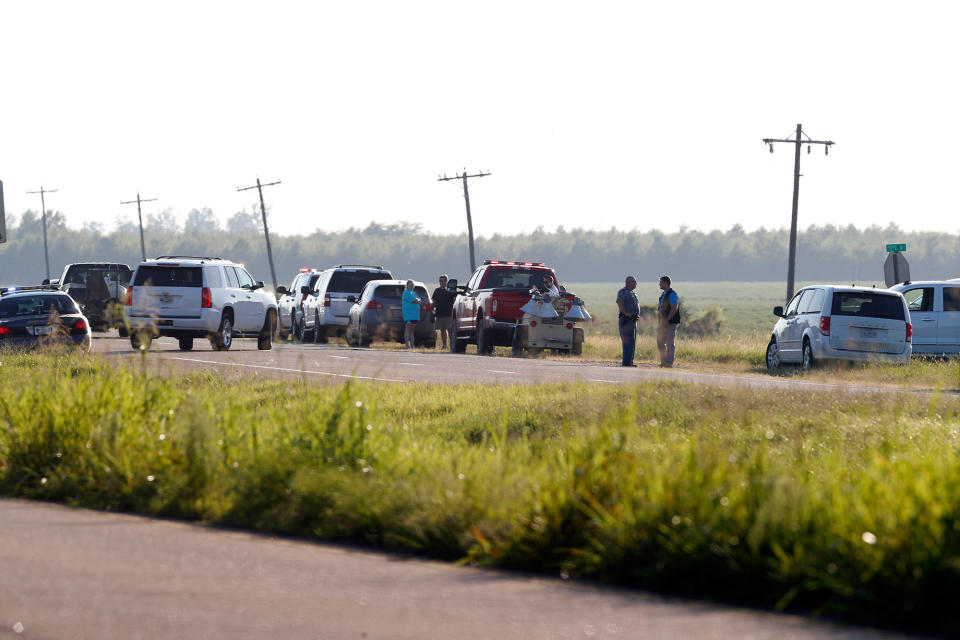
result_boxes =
[449,260,573,354]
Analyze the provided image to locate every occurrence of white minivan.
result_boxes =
[765,285,912,369]
[890,280,960,356]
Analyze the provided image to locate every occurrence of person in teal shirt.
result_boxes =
[401,279,422,348]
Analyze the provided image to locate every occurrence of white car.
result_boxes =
[890,280,960,356]
[300,265,392,343]
[275,268,323,341]
[765,285,912,369]
[123,256,278,351]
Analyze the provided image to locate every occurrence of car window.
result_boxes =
[134,266,203,287]
[944,287,960,312]
[466,269,482,291]
[327,271,389,293]
[797,288,824,314]
[830,292,905,320]
[308,274,321,290]
[902,287,934,312]
[204,266,222,288]
[480,269,554,289]
[0,294,78,318]
[374,285,405,300]
[224,267,240,288]
[235,268,256,288]
[785,292,803,316]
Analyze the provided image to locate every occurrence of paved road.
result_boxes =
[94,335,913,394]
[0,499,914,640]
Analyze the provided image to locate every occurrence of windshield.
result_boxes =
[328,271,391,293]
[831,292,905,321]
[0,294,78,319]
[480,268,555,289]
[134,266,203,287]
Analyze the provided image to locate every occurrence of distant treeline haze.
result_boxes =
[2,208,957,286]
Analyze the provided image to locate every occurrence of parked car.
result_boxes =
[301,265,393,343]
[48,262,132,333]
[123,256,278,351]
[276,268,323,341]
[890,279,960,356]
[765,285,912,369]
[0,285,91,351]
[344,280,435,347]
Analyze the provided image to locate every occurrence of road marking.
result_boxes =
[169,357,404,382]
[328,355,348,359]
[397,362,424,366]
[486,369,517,374]
[588,379,620,383]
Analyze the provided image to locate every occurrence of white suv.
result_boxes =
[890,280,960,356]
[300,265,392,343]
[123,256,278,351]
[765,285,912,369]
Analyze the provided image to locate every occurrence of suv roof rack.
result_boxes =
[153,256,224,262]
[1,285,62,296]
[333,264,384,270]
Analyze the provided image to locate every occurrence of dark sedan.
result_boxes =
[0,287,92,351]
[345,280,436,347]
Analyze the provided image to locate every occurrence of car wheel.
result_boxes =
[315,322,328,344]
[765,338,781,370]
[450,322,467,354]
[296,314,308,343]
[571,328,584,356]
[476,323,493,355]
[258,310,275,351]
[178,337,193,351]
[211,313,233,351]
[130,330,152,350]
[511,325,526,358]
[801,340,815,371]
[117,325,129,338]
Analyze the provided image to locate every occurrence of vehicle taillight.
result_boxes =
[72,319,87,333]
[125,286,133,306]
[0,324,8,335]
[530,320,538,327]
[324,293,331,307]
[368,301,384,310]
[906,322,913,342]
[819,316,831,336]
[201,287,212,309]
[566,322,573,329]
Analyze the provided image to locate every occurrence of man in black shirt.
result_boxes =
[431,274,457,349]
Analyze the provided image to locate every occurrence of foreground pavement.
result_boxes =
[0,499,917,640]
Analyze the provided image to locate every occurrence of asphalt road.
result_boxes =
[0,499,915,640]
[93,334,909,394]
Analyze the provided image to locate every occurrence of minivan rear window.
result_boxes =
[328,271,391,293]
[134,266,203,287]
[831,292,905,320]
[374,285,429,300]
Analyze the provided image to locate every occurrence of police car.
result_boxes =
[0,286,92,351]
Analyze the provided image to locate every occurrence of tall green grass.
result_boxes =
[3,352,960,633]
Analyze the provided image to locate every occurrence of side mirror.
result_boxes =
[347,295,356,303]
[773,306,784,317]
[300,285,312,295]
[559,284,566,293]
[256,281,265,290]
[276,285,287,295]
[446,279,458,291]
[42,279,50,285]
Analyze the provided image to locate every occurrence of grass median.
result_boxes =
[2,351,960,634]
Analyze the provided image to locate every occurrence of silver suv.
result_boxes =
[300,265,392,343]
[123,256,278,351]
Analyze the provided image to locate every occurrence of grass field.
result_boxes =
[3,352,960,634]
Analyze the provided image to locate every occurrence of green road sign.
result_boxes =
[886,243,906,253]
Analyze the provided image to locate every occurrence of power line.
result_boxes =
[438,169,491,273]
[121,193,157,261]
[762,124,835,303]
[237,178,281,291]
[26,185,58,281]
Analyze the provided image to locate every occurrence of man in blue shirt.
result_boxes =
[616,276,640,367]
[657,275,680,367]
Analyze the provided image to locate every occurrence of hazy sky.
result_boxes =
[3,1,959,238]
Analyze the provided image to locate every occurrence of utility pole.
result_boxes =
[763,124,834,304]
[26,185,57,282]
[237,177,280,291]
[121,193,157,261]
[438,169,491,273]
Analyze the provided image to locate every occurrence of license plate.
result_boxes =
[388,309,402,321]
[31,326,52,336]
[159,294,174,304]
[859,328,878,338]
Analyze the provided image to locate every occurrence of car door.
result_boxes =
[939,286,960,354]
[797,288,825,344]
[778,291,805,361]
[461,268,483,333]
[900,286,936,353]
[235,267,265,331]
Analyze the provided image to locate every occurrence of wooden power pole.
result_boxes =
[121,193,157,261]
[237,177,280,291]
[438,169,491,273]
[763,124,835,304]
[26,185,57,282]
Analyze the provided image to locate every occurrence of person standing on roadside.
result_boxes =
[616,276,640,367]
[431,274,456,350]
[402,279,421,349]
[657,275,680,367]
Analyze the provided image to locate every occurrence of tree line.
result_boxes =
[1,208,957,286]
